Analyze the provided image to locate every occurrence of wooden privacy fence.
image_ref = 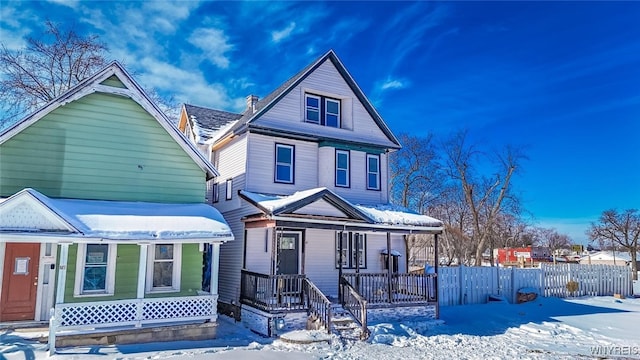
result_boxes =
[438,263,633,306]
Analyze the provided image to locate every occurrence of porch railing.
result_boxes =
[240,270,307,311]
[339,276,369,339]
[342,272,437,305]
[303,278,332,334]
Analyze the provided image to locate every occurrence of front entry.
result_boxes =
[1,243,40,322]
[276,232,300,275]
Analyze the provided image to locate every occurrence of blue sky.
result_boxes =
[1,1,638,244]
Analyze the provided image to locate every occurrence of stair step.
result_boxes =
[333,324,360,331]
[331,317,355,324]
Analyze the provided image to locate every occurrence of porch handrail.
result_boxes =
[339,276,369,339]
[342,272,437,305]
[240,269,307,311]
[303,278,332,334]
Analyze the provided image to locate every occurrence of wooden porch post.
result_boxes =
[434,233,440,319]
[387,232,392,304]
[50,242,69,356]
[137,244,149,299]
[210,243,221,296]
[55,243,69,305]
[135,243,149,328]
[210,242,221,322]
[338,231,343,302]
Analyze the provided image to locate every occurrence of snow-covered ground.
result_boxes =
[2,296,639,360]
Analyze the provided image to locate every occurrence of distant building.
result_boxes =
[579,251,639,268]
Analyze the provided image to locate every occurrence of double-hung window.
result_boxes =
[304,93,340,128]
[146,244,181,293]
[225,179,233,200]
[74,243,117,296]
[366,154,380,190]
[335,232,367,269]
[335,150,350,187]
[275,143,294,183]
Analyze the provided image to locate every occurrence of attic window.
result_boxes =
[305,93,340,128]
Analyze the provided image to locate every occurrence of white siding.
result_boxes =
[317,146,388,205]
[217,204,256,304]
[252,60,397,148]
[303,229,407,297]
[213,135,247,211]
[293,199,348,218]
[245,133,318,194]
[244,228,272,274]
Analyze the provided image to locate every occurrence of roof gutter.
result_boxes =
[268,215,443,233]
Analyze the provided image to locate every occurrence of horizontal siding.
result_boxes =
[0,92,206,202]
[318,146,388,205]
[217,205,256,304]
[252,60,397,148]
[63,244,203,303]
[304,230,407,297]
[244,228,272,274]
[245,133,318,194]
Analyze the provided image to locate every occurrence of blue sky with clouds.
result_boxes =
[1,1,638,243]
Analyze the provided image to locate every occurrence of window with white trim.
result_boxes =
[366,154,380,190]
[304,93,341,128]
[225,179,233,200]
[275,143,294,183]
[146,244,181,293]
[335,232,367,269]
[335,149,350,187]
[74,243,117,296]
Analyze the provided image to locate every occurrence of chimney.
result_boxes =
[246,95,259,113]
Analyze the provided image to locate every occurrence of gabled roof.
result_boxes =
[239,188,443,231]
[0,61,219,180]
[239,188,373,222]
[0,188,234,242]
[183,103,243,143]
[194,50,401,149]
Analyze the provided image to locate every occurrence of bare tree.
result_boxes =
[537,227,572,264]
[588,209,640,280]
[0,21,108,127]
[389,133,442,213]
[442,131,525,266]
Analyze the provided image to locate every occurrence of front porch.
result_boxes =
[239,269,437,338]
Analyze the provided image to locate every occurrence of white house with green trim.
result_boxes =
[177,50,443,338]
[0,62,233,348]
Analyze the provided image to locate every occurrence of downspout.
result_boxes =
[387,232,392,304]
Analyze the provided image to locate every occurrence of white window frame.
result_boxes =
[335,149,350,187]
[146,244,182,294]
[225,179,233,200]
[325,98,341,128]
[275,143,294,184]
[305,94,321,124]
[74,243,117,297]
[366,154,381,190]
[335,232,367,269]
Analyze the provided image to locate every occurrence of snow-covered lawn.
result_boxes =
[2,296,639,359]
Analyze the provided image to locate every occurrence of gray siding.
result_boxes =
[252,60,397,148]
[245,133,318,195]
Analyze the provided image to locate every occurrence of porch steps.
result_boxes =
[329,304,365,340]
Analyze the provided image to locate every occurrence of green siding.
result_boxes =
[63,243,203,303]
[0,92,206,203]
[100,75,127,88]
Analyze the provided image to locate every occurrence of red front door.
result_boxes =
[1,243,40,322]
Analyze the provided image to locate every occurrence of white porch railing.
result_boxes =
[52,295,218,330]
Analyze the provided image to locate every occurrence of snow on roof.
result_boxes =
[581,251,634,262]
[240,188,442,228]
[240,188,327,213]
[2,188,233,241]
[355,203,443,227]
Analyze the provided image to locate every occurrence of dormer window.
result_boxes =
[305,93,340,128]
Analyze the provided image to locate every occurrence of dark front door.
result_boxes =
[277,232,299,275]
[1,243,40,322]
